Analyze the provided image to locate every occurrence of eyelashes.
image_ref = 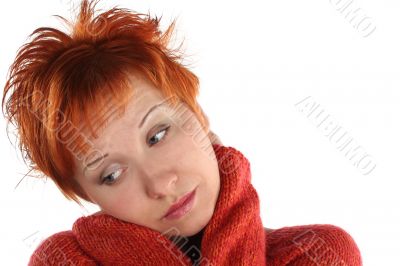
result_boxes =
[99,124,171,185]
[148,125,170,146]
[100,167,125,185]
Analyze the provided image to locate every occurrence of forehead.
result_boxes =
[76,76,167,159]
[101,78,163,129]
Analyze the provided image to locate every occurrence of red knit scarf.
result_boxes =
[72,144,266,265]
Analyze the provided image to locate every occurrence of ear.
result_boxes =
[196,103,210,133]
[208,130,222,145]
[196,103,222,145]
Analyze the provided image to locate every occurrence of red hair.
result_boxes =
[2,0,209,206]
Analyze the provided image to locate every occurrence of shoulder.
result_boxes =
[28,230,96,265]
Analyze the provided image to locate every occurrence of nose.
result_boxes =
[141,167,178,200]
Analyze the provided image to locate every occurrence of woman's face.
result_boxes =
[73,74,220,237]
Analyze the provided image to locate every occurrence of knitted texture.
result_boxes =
[28,144,363,265]
[265,224,363,265]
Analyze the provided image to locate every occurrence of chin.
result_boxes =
[187,209,215,237]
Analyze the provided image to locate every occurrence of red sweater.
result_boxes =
[28,144,362,265]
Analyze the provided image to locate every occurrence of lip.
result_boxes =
[162,187,197,220]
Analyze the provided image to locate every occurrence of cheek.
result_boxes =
[173,124,210,155]
[180,143,219,189]
[172,108,206,137]
[95,187,141,216]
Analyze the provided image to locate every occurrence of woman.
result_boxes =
[2,0,362,265]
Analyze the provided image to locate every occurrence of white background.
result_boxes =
[0,0,399,265]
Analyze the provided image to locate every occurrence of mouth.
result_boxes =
[162,187,197,221]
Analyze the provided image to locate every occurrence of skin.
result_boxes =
[73,73,221,238]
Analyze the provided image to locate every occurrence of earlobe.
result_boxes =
[196,103,210,131]
[196,103,221,145]
[93,210,104,216]
[208,130,222,145]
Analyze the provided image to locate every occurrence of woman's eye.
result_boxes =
[100,168,124,185]
[99,125,170,186]
[148,125,170,146]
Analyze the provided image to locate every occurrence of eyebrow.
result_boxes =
[138,102,165,128]
[85,153,109,171]
[83,102,165,173]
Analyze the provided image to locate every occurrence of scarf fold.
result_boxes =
[72,143,266,265]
